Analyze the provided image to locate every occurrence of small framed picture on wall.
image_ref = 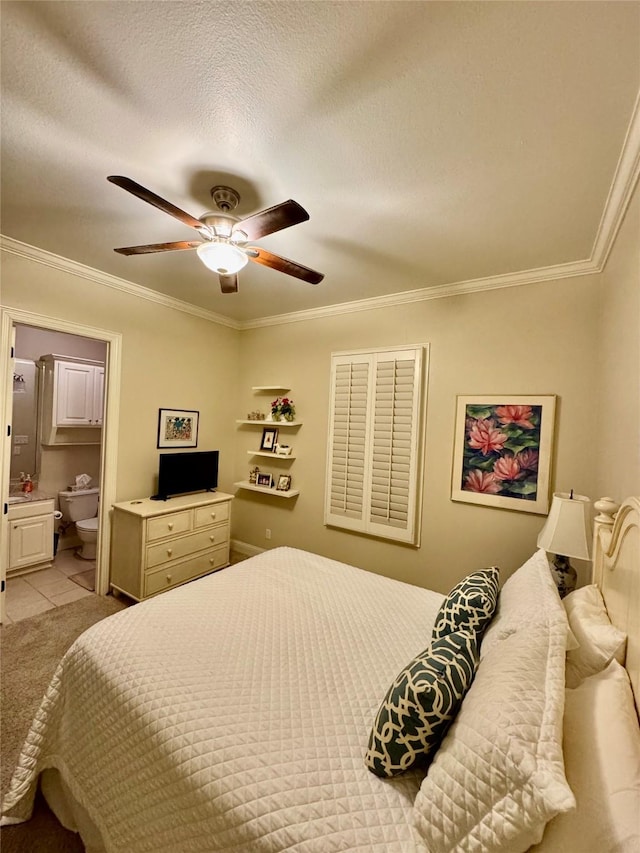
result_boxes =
[157,408,199,448]
[257,472,273,488]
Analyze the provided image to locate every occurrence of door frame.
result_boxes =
[1,307,121,613]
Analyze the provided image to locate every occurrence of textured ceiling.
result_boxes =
[1,1,639,323]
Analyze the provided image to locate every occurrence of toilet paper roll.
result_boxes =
[54,510,63,520]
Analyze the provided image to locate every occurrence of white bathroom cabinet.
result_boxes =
[8,499,55,575]
[55,361,104,426]
[39,355,105,445]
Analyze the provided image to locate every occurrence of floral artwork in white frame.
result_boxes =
[451,395,556,515]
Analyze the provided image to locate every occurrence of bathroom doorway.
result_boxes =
[0,308,121,622]
[8,327,105,618]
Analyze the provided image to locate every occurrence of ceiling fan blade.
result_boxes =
[219,273,238,293]
[107,176,204,231]
[114,240,202,256]
[235,200,309,242]
[247,247,324,284]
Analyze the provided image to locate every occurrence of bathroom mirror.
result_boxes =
[10,359,39,481]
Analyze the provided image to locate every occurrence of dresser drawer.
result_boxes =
[144,545,229,597]
[147,510,192,542]
[194,501,230,529]
[146,526,229,569]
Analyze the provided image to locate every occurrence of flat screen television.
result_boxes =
[151,450,219,500]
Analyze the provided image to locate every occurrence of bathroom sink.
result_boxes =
[7,495,30,504]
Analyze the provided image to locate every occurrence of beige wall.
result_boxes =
[234,274,602,592]
[595,185,640,502]
[1,252,241,503]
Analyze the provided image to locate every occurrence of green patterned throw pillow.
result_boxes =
[432,567,500,641]
[364,630,480,778]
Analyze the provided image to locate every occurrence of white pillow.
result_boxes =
[480,549,565,657]
[564,584,627,688]
[413,549,574,852]
[531,660,640,853]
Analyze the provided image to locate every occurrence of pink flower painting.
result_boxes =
[460,402,543,502]
[495,405,535,429]
[464,470,501,494]
[467,419,508,455]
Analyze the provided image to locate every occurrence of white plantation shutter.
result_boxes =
[328,360,370,521]
[325,346,427,545]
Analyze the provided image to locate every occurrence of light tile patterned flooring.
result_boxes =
[4,549,95,624]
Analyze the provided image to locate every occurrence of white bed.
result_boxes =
[2,496,639,853]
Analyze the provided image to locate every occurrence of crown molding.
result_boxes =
[0,233,600,332]
[590,91,640,271]
[0,236,241,330]
[2,87,638,334]
[239,258,599,329]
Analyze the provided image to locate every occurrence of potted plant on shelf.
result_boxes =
[271,396,296,422]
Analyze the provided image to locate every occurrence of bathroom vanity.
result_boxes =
[7,497,55,575]
[109,492,233,601]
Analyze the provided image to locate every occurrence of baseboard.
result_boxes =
[230,539,265,558]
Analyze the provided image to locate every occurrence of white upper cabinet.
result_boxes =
[55,361,104,426]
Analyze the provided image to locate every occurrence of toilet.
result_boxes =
[58,487,100,560]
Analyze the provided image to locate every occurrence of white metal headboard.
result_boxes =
[592,496,640,712]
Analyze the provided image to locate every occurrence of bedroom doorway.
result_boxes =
[0,308,121,623]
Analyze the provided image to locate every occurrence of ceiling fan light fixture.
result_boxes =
[196,240,248,275]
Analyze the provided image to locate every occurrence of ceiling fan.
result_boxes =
[107,176,324,293]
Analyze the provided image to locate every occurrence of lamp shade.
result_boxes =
[537,492,592,560]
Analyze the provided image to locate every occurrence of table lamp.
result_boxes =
[537,490,591,598]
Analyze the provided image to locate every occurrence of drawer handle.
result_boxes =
[209,558,215,565]
[166,573,172,583]
[168,523,174,530]
[210,535,215,542]
[210,512,216,519]
[166,548,173,556]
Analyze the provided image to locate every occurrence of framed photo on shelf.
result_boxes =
[260,427,279,451]
[276,474,292,492]
[450,395,556,515]
[257,472,273,488]
[157,408,199,448]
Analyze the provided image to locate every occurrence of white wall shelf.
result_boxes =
[234,481,299,498]
[238,385,300,498]
[247,450,296,460]
[236,420,302,427]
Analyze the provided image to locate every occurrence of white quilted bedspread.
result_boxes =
[2,547,443,852]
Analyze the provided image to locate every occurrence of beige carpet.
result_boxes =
[1,594,129,852]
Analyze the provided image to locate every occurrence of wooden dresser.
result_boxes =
[109,491,233,601]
